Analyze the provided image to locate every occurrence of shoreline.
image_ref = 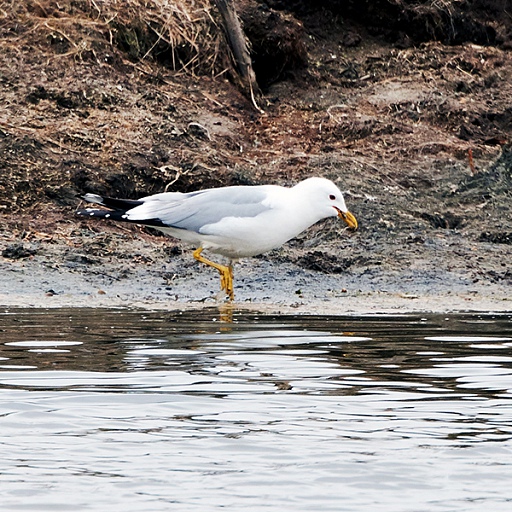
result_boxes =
[2,256,510,315]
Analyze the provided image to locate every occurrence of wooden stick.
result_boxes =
[212,0,263,113]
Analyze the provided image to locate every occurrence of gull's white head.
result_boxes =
[294,177,358,229]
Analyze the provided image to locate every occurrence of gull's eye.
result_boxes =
[329,194,336,200]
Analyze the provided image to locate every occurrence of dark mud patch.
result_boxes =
[240,2,308,89]
[296,251,355,274]
[479,232,512,245]
[483,269,512,284]
[1,244,38,260]
[419,212,464,230]
[270,0,509,47]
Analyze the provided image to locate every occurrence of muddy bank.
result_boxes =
[1,227,510,314]
[1,0,511,314]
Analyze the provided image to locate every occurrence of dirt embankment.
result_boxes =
[0,0,511,313]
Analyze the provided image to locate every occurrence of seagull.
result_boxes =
[76,177,357,300]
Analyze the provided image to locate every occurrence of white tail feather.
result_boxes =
[83,193,104,205]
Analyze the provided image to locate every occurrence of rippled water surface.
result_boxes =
[1,308,512,511]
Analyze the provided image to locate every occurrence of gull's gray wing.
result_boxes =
[126,186,272,233]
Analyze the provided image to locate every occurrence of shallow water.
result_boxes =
[1,308,512,511]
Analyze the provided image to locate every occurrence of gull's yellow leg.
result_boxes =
[193,247,235,300]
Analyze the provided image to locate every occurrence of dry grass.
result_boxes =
[1,0,227,75]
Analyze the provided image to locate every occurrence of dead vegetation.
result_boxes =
[2,0,227,74]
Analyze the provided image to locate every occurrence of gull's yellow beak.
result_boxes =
[337,209,358,230]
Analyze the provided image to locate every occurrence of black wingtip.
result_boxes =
[76,208,121,220]
[75,208,168,228]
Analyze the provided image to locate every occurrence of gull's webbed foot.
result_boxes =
[193,248,235,301]
[219,264,234,301]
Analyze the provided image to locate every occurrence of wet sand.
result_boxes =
[2,248,510,315]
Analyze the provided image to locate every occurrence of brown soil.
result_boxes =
[1,0,511,313]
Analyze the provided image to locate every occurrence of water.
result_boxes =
[1,308,512,511]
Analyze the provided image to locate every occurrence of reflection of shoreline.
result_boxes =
[0,309,510,400]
